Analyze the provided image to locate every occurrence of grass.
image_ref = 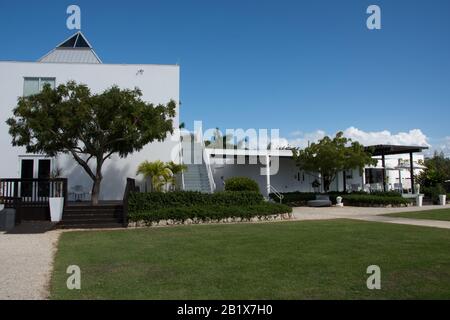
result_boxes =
[383,208,450,222]
[51,220,450,300]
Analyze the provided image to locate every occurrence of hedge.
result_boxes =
[224,177,260,192]
[129,191,264,212]
[269,192,316,206]
[271,191,411,207]
[128,203,293,224]
[341,194,411,207]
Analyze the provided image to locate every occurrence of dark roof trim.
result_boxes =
[365,145,428,156]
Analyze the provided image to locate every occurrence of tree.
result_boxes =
[204,128,246,149]
[166,161,188,188]
[292,132,377,192]
[6,81,176,205]
[137,160,187,191]
[416,151,450,188]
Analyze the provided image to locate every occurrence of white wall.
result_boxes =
[211,157,324,196]
[211,153,425,195]
[0,61,180,200]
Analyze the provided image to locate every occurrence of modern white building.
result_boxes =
[206,145,426,197]
[0,32,428,210]
[0,32,180,200]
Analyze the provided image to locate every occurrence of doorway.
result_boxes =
[19,157,52,199]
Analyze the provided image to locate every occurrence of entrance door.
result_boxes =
[20,159,34,197]
[38,159,51,198]
[20,158,52,199]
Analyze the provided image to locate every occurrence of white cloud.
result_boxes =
[342,127,430,147]
[429,136,450,157]
[286,130,327,149]
[284,127,431,149]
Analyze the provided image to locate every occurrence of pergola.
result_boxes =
[365,145,429,193]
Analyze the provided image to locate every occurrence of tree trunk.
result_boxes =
[91,158,104,205]
[91,178,102,205]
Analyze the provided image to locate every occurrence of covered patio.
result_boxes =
[362,145,429,194]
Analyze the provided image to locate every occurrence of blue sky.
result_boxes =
[1,0,449,152]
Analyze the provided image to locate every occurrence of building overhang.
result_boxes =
[365,145,429,156]
[207,148,294,158]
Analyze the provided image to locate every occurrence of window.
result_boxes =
[23,77,55,96]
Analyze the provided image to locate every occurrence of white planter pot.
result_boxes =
[439,195,447,206]
[49,197,64,222]
[416,194,424,207]
[0,204,4,211]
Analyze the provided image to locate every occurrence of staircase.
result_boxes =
[59,203,124,229]
[181,136,215,193]
[184,164,212,193]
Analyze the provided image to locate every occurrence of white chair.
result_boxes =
[394,183,403,193]
[70,185,90,202]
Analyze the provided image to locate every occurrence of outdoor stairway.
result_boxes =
[59,203,124,229]
[183,164,212,193]
[181,136,214,193]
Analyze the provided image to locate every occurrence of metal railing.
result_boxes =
[202,142,216,193]
[270,185,284,204]
[179,140,186,191]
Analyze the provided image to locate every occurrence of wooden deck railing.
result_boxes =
[122,178,137,227]
[0,178,68,224]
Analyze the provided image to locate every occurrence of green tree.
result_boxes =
[204,128,247,149]
[6,81,176,205]
[292,132,377,192]
[137,160,172,192]
[166,161,188,189]
[137,160,187,191]
[416,151,450,188]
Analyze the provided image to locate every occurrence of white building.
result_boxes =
[0,32,428,208]
[0,32,180,200]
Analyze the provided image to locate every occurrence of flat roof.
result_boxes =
[365,145,428,156]
[207,145,429,158]
[207,148,294,158]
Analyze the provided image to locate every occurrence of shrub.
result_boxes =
[422,184,446,204]
[272,191,410,207]
[128,203,292,224]
[369,191,403,197]
[224,177,259,192]
[270,192,316,206]
[128,191,264,212]
[341,194,411,207]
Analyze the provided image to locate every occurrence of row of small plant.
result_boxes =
[271,191,412,207]
[128,203,292,224]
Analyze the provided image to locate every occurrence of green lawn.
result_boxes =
[384,208,450,221]
[51,220,450,300]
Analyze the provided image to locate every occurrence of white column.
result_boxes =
[266,154,271,198]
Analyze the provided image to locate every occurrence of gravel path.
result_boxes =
[0,222,61,300]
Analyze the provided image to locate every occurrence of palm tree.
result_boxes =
[205,128,241,149]
[166,162,188,190]
[137,160,172,192]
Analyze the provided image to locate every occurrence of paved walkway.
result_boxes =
[292,205,450,229]
[0,222,61,300]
